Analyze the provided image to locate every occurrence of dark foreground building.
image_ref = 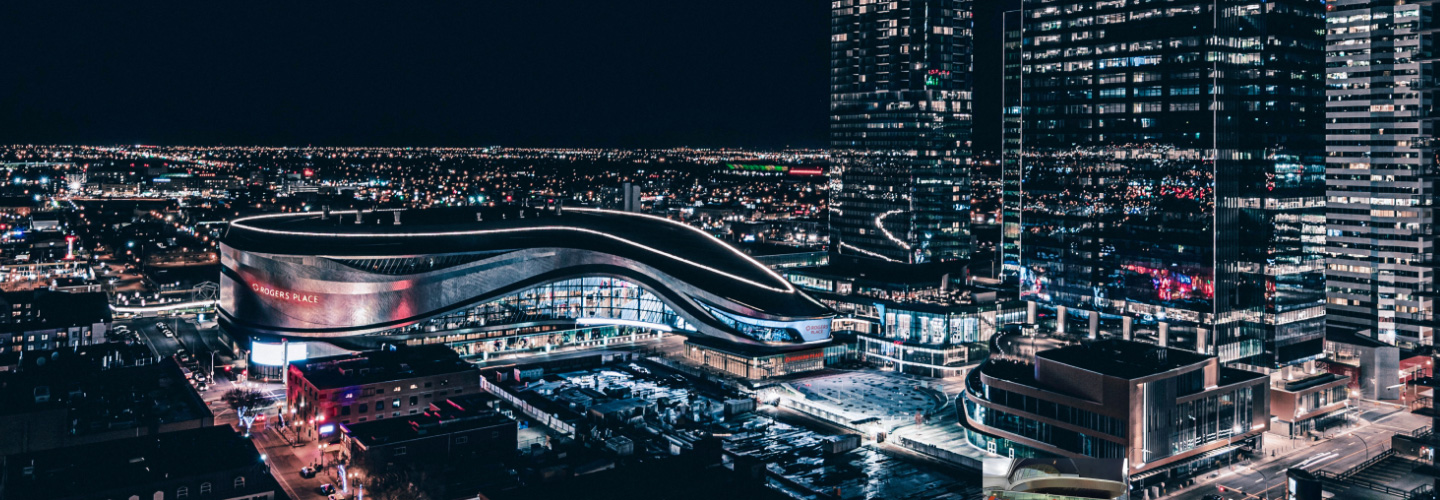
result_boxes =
[220,206,834,379]
[0,425,277,500]
[962,339,1269,490]
[0,357,213,457]
[1016,0,1327,369]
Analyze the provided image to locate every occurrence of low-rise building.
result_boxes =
[0,425,276,500]
[1269,372,1351,437]
[0,290,111,352]
[962,339,1270,490]
[340,394,517,499]
[1322,328,1401,400]
[286,344,480,440]
[0,357,212,457]
[784,257,1024,377]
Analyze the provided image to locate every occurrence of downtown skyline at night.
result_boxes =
[0,2,1437,500]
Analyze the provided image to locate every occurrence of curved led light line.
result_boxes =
[875,209,910,250]
[575,317,675,332]
[111,300,217,313]
[840,242,897,262]
[229,209,798,295]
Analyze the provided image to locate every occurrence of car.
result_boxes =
[319,483,336,494]
[164,330,175,338]
[1201,495,1224,500]
[299,466,316,478]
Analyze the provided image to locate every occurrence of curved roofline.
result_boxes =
[228,207,808,298]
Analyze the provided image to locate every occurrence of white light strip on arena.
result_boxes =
[875,209,911,250]
[229,210,795,294]
[569,207,796,291]
[575,317,674,332]
[111,300,217,313]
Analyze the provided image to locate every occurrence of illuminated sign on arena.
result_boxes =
[251,283,320,304]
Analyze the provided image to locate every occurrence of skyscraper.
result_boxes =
[1018,0,1328,370]
[1000,8,1024,280]
[1325,0,1435,349]
[829,0,974,265]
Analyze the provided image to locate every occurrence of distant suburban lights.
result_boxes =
[726,163,789,172]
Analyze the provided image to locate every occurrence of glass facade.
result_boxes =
[963,359,1266,469]
[1018,0,1327,367]
[387,277,689,337]
[1001,9,1025,280]
[963,371,1127,459]
[369,275,834,346]
[1324,0,1435,348]
[830,0,974,264]
[1141,377,1255,463]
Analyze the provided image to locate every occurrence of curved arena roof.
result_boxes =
[219,206,832,349]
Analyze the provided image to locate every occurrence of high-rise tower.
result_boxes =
[1000,8,1024,280]
[1325,0,1435,349]
[829,0,974,265]
[1018,0,1328,370]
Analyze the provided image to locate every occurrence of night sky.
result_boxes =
[1,1,1016,151]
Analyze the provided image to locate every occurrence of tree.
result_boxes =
[223,388,267,433]
[223,388,266,412]
[366,469,425,500]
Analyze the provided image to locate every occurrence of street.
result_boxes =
[1161,401,1429,500]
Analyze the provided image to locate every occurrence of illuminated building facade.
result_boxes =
[829,0,974,264]
[1001,8,1024,281]
[285,345,481,440]
[962,339,1269,487]
[1017,0,1328,369]
[1325,0,1435,348]
[219,207,834,379]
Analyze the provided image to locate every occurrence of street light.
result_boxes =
[1244,463,1271,500]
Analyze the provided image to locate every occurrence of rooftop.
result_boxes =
[1036,339,1211,379]
[224,206,825,317]
[342,395,513,448]
[293,344,475,390]
[787,255,966,288]
[0,290,110,333]
[0,357,211,428]
[2,426,262,500]
[1324,328,1392,349]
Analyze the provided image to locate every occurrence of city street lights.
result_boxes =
[1244,463,1271,500]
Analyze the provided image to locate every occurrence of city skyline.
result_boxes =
[0,1,1435,499]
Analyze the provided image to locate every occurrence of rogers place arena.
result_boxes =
[220,206,837,380]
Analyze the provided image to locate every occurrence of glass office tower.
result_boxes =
[1001,9,1025,280]
[1325,0,1435,349]
[830,0,974,264]
[1018,0,1327,369]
